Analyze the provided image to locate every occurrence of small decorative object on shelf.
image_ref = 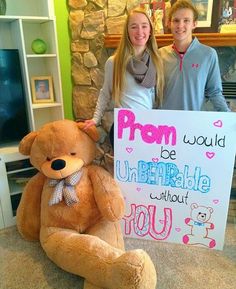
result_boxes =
[0,0,6,15]
[31,38,47,54]
[31,76,54,104]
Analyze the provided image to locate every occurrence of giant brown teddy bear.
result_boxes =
[16,119,157,289]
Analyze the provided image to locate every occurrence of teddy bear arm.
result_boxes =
[185,217,193,225]
[88,165,125,222]
[16,172,46,241]
[206,222,214,229]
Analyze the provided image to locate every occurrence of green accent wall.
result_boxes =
[54,1,73,120]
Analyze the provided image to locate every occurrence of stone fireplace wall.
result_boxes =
[68,0,140,135]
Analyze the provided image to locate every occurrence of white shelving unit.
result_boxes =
[0,146,38,229]
[0,0,64,131]
[0,0,64,228]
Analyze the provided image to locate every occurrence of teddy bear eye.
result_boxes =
[70,152,76,156]
[46,157,51,161]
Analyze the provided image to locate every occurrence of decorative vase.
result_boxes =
[0,0,6,15]
[31,38,47,54]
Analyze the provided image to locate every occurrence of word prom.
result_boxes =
[117,109,177,145]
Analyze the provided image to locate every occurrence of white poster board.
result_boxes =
[114,109,236,250]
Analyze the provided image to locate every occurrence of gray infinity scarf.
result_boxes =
[127,50,156,88]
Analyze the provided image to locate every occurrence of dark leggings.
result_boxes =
[109,123,114,150]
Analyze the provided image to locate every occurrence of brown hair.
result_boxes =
[168,0,199,22]
[112,7,164,107]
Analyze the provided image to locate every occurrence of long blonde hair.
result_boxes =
[112,7,164,107]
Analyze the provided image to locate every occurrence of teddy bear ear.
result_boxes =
[76,122,100,142]
[191,203,198,209]
[207,207,214,213]
[19,131,38,155]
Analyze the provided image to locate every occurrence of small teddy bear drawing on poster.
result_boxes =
[183,203,216,248]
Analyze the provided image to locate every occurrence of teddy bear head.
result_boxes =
[19,119,99,179]
[190,203,214,224]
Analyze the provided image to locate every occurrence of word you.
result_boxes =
[116,160,211,193]
[117,109,177,145]
[123,204,172,240]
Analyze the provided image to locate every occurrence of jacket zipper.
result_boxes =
[172,44,186,72]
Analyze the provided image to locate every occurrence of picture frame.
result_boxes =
[192,0,214,28]
[194,0,220,33]
[218,0,236,33]
[31,76,54,104]
[226,98,236,112]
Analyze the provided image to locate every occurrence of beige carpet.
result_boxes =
[0,224,236,289]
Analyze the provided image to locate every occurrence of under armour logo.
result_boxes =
[192,63,199,68]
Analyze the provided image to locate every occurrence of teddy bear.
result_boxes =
[182,203,216,248]
[16,119,157,289]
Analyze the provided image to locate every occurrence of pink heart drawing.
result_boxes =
[206,152,215,159]
[152,157,159,163]
[136,187,141,192]
[126,147,133,153]
[175,227,181,232]
[213,120,223,127]
[213,199,219,204]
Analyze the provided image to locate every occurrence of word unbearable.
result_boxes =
[116,160,211,193]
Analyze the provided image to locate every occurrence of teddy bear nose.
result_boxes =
[51,159,66,170]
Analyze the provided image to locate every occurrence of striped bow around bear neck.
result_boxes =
[48,170,82,206]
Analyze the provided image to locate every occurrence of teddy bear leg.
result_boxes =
[85,219,125,250]
[183,234,191,244]
[83,280,104,289]
[40,226,156,289]
[84,220,124,289]
[86,221,157,289]
[40,226,123,287]
[200,237,216,248]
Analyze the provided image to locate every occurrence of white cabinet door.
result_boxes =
[0,155,15,228]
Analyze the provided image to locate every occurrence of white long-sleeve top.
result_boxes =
[93,56,156,125]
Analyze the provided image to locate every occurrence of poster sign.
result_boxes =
[114,109,236,250]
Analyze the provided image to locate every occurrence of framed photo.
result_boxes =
[226,98,236,112]
[218,0,236,32]
[192,0,214,27]
[31,76,54,104]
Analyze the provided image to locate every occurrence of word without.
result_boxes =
[150,190,189,205]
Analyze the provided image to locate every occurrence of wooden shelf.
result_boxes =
[104,33,236,48]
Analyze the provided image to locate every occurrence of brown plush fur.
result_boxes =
[16,119,157,289]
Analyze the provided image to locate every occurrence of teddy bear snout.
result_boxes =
[51,159,66,171]
[198,212,207,221]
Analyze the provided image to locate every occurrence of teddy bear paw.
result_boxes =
[110,249,157,289]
